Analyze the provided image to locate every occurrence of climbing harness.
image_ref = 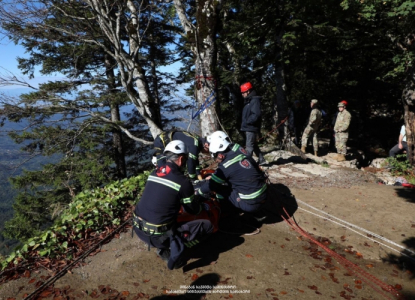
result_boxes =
[132,213,173,236]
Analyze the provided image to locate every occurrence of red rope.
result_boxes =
[195,75,216,80]
[257,116,288,142]
[281,208,404,300]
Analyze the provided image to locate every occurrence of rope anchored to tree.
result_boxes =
[192,91,217,120]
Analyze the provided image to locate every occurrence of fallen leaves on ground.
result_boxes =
[191,274,199,281]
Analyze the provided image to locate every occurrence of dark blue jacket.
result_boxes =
[199,143,267,204]
[241,90,262,133]
[153,131,204,179]
[135,162,201,226]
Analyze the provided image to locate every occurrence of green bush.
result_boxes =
[0,171,150,270]
[385,155,415,184]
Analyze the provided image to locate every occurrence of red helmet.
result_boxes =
[240,82,253,93]
[340,100,348,106]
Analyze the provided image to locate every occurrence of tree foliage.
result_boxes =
[0,0,181,241]
[1,0,415,248]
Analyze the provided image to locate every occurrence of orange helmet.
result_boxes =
[240,82,253,93]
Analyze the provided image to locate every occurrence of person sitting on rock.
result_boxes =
[389,125,408,160]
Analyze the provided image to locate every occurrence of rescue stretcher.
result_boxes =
[176,169,221,233]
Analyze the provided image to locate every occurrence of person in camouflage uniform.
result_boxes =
[333,101,352,162]
[301,99,322,156]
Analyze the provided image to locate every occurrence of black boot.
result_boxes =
[156,248,170,262]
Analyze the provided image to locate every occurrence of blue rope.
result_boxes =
[192,91,216,120]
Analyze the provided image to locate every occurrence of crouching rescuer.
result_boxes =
[133,140,214,270]
[196,131,268,216]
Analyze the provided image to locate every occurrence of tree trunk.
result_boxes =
[105,53,127,178]
[403,75,415,165]
[89,0,163,140]
[274,64,289,121]
[174,0,221,138]
[110,104,127,178]
[274,26,289,140]
[149,34,163,129]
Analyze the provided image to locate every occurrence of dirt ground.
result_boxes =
[1,153,415,300]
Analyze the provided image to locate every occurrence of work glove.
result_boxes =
[194,188,210,199]
[191,179,206,188]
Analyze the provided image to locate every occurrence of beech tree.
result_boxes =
[172,0,220,137]
[0,0,179,240]
[0,0,168,140]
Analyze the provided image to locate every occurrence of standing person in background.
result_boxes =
[240,82,266,165]
[329,110,339,151]
[301,99,322,156]
[389,125,408,159]
[334,100,352,162]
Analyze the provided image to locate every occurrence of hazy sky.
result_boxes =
[0,35,185,91]
[0,36,63,91]
[1,36,27,72]
[0,34,193,114]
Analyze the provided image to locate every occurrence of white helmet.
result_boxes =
[164,140,187,154]
[208,131,231,153]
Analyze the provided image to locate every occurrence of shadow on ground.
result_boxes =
[151,273,220,299]
[261,183,299,223]
[266,156,308,166]
[382,236,415,299]
[395,187,415,203]
[382,237,415,281]
[182,183,298,272]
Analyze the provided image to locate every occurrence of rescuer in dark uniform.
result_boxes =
[134,140,214,270]
[152,130,209,180]
[196,131,268,214]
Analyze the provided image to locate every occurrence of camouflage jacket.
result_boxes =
[334,110,351,132]
[307,108,322,129]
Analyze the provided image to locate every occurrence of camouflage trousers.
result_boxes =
[301,125,319,152]
[335,132,348,155]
